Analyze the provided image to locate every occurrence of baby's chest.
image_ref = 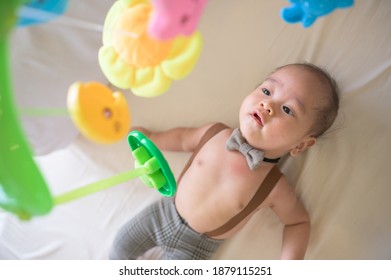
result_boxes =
[194,140,250,177]
[191,145,268,201]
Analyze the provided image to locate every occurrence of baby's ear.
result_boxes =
[290,137,317,157]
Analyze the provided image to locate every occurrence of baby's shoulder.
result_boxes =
[197,122,232,146]
[267,173,298,207]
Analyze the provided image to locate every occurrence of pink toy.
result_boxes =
[148,0,208,40]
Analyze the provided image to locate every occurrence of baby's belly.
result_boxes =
[174,181,253,239]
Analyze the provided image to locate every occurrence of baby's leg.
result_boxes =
[109,200,162,260]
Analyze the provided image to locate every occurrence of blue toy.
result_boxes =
[281,0,354,28]
[18,0,68,26]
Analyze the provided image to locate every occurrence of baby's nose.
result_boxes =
[259,101,274,115]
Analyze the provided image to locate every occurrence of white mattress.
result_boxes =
[1,0,390,259]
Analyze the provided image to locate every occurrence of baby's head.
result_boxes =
[239,62,339,158]
[275,63,339,138]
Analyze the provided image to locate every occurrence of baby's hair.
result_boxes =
[274,62,340,138]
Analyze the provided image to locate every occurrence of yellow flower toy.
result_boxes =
[98,0,203,98]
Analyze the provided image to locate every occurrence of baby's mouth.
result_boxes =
[252,112,263,126]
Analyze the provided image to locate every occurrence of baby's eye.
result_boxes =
[261,88,271,96]
[283,106,293,116]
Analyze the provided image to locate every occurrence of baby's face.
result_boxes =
[239,65,323,158]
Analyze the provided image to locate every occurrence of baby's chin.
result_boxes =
[239,119,261,135]
[238,125,261,147]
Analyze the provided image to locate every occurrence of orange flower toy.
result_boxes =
[98,0,203,98]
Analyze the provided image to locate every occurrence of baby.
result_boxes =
[110,62,339,260]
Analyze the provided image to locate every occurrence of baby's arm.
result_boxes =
[268,176,310,260]
[132,123,216,152]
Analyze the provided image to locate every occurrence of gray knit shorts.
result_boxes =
[109,197,224,260]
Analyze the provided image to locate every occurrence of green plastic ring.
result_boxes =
[128,131,177,197]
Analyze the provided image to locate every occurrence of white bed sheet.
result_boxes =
[1,0,390,259]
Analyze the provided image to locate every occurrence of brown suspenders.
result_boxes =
[176,123,282,237]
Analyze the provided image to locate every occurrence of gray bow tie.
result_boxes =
[226,128,279,170]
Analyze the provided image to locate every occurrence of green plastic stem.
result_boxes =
[53,166,149,205]
[19,108,69,117]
